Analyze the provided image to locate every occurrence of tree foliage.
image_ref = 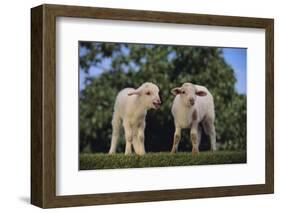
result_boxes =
[79,43,246,153]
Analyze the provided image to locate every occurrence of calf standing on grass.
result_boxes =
[170,83,216,154]
[109,82,161,155]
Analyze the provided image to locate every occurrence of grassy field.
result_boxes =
[79,151,246,170]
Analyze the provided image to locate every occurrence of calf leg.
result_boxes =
[135,121,145,155]
[124,122,133,155]
[197,125,202,148]
[190,123,199,155]
[171,127,181,153]
[135,127,145,155]
[209,124,216,151]
[203,120,216,151]
[109,114,121,154]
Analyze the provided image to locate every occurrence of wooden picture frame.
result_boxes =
[31,4,274,208]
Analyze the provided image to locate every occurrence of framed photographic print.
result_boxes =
[31,4,274,208]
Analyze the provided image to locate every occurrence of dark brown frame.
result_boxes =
[31,4,274,208]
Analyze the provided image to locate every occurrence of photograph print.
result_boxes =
[79,42,247,170]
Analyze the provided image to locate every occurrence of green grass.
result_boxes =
[79,151,246,170]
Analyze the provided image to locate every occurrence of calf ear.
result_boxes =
[195,90,207,96]
[171,87,182,96]
[128,89,142,96]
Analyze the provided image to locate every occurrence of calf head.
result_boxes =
[171,83,207,107]
[128,82,161,109]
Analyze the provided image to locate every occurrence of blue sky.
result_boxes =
[80,47,247,94]
[222,48,247,94]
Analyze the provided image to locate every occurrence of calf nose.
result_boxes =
[190,98,195,105]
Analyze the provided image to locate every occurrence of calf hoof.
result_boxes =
[171,148,177,153]
[211,146,217,152]
[125,152,132,155]
[192,148,199,156]
[137,151,145,156]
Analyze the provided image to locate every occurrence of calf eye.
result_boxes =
[146,91,151,95]
[182,91,186,94]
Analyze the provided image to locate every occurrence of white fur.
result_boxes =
[109,82,161,155]
[171,83,216,154]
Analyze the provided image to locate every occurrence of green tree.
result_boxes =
[79,43,246,153]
